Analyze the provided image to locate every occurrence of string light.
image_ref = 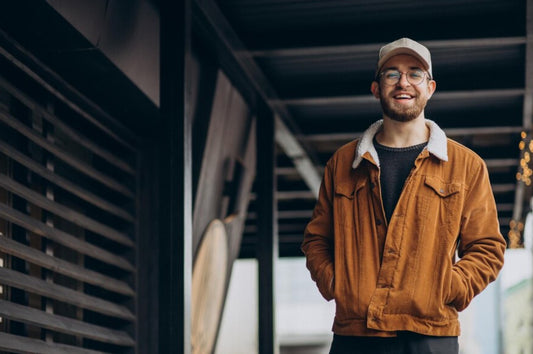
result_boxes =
[508,219,524,248]
[516,131,533,186]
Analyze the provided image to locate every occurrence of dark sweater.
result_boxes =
[374,139,427,222]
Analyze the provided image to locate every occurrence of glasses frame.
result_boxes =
[377,69,431,86]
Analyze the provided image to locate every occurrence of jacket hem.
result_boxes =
[332,315,460,337]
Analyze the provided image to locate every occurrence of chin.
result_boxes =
[387,112,420,122]
[380,98,425,122]
[382,105,422,122]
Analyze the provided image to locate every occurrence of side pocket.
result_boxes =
[317,265,335,301]
[446,269,465,308]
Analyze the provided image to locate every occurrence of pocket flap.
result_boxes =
[335,181,357,198]
[424,176,461,197]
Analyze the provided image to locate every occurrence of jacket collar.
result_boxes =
[351,119,448,169]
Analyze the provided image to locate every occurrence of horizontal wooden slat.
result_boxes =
[0,203,134,271]
[0,139,134,221]
[0,174,134,247]
[0,299,135,346]
[0,75,135,175]
[0,110,134,198]
[0,332,108,354]
[0,267,134,320]
[0,235,134,296]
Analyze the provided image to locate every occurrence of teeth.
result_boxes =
[395,94,412,99]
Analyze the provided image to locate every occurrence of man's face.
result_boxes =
[371,54,436,122]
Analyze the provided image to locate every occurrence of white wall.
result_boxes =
[216,259,258,354]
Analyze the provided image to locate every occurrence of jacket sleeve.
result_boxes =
[301,159,335,301]
[450,160,506,311]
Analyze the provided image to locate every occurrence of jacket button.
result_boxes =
[376,219,382,226]
[370,182,376,189]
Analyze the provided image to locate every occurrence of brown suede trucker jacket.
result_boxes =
[302,119,506,337]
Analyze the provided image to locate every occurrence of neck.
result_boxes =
[375,116,429,148]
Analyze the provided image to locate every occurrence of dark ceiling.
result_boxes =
[206,0,532,257]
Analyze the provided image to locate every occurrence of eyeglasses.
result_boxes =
[378,69,430,86]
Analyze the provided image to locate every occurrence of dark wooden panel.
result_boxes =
[136,146,159,354]
[0,203,134,271]
[256,100,278,354]
[0,174,133,247]
[0,139,134,221]
[0,75,135,175]
[0,299,135,346]
[0,110,135,198]
[0,332,107,354]
[0,267,134,320]
[159,0,192,352]
[0,235,134,296]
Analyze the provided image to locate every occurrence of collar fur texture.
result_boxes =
[352,119,448,169]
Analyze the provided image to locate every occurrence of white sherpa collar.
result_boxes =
[351,119,448,169]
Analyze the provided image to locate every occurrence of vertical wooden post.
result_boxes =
[159,0,192,353]
[256,100,279,354]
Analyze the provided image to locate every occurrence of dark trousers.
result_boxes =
[329,332,459,354]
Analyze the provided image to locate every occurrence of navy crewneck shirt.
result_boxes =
[374,138,427,222]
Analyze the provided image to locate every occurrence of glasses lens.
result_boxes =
[381,70,401,85]
[407,70,425,85]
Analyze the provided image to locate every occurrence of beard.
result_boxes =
[379,91,428,122]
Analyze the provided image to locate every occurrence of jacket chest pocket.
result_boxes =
[417,176,463,237]
[334,180,367,228]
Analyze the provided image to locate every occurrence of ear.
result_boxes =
[370,81,380,99]
[426,79,437,99]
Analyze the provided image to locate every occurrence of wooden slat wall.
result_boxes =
[0,36,138,353]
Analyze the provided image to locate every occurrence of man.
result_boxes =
[301,38,506,354]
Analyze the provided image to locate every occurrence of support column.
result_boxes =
[256,100,279,354]
[159,1,192,353]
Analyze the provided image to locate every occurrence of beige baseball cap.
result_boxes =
[377,38,432,78]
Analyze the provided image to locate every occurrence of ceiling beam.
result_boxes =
[247,210,313,220]
[278,89,524,107]
[302,126,524,143]
[193,0,321,197]
[277,159,519,177]
[251,36,526,58]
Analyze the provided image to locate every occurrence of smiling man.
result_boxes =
[301,38,506,354]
